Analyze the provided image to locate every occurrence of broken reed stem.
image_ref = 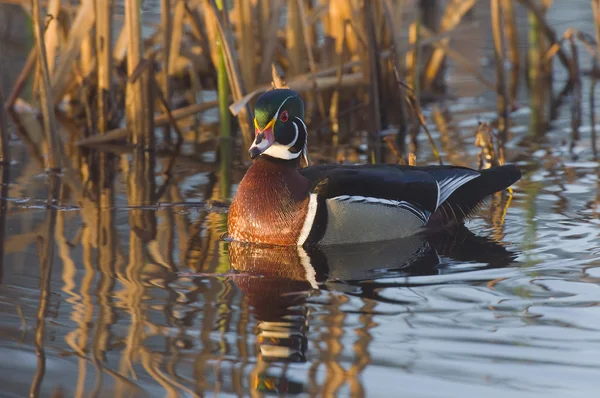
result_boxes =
[32,0,61,170]
[491,0,509,142]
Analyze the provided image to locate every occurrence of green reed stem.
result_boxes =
[216,0,231,199]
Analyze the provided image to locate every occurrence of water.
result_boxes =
[2,1,600,397]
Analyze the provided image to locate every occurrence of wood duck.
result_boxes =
[228,88,522,247]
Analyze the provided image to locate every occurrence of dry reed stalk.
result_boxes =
[168,0,185,79]
[491,0,509,142]
[406,20,420,95]
[96,0,113,134]
[44,0,61,76]
[528,2,545,136]
[329,20,349,149]
[51,0,95,103]
[381,0,408,139]
[96,0,115,272]
[271,63,289,89]
[423,0,476,91]
[363,0,384,163]
[297,0,326,121]
[256,1,282,83]
[286,0,306,77]
[326,0,359,58]
[32,0,61,170]
[236,0,256,89]
[124,0,152,147]
[231,23,479,114]
[394,72,443,165]
[161,0,173,144]
[80,31,94,78]
[257,0,271,47]
[568,32,582,148]
[501,0,520,105]
[432,105,455,164]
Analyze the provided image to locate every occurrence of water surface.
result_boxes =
[1,2,600,397]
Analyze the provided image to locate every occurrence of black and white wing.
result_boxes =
[298,164,480,245]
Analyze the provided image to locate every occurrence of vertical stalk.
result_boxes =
[161,0,173,144]
[124,0,151,147]
[364,0,384,163]
[0,79,9,285]
[96,0,113,135]
[32,0,61,170]
[502,0,520,105]
[217,0,231,199]
[591,0,600,158]
[286,0,306,76]
[491,0,509,142]
[528,6,544,137]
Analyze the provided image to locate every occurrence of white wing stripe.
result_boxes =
[436,174,479,209]
[297,193,318,245]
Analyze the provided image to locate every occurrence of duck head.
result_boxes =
[249,89,309,164]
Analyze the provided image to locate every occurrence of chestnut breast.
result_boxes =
[228,157,310,245]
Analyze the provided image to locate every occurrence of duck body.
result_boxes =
[228,155,521,246]
[227,88,522,247]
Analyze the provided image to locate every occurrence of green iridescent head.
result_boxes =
[249,89,308,163]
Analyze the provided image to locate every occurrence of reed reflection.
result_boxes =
[228,226,517,396]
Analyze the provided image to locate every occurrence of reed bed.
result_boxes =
[0,0,596,181]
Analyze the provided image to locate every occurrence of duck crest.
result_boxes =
[228,156,310,245]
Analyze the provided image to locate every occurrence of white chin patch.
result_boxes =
[263,143,301,160]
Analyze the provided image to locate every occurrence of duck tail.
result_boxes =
[431,164,521,227]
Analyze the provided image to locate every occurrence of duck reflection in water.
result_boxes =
[227,226,517,393]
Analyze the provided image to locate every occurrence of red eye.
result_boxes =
[280,110,289,122]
